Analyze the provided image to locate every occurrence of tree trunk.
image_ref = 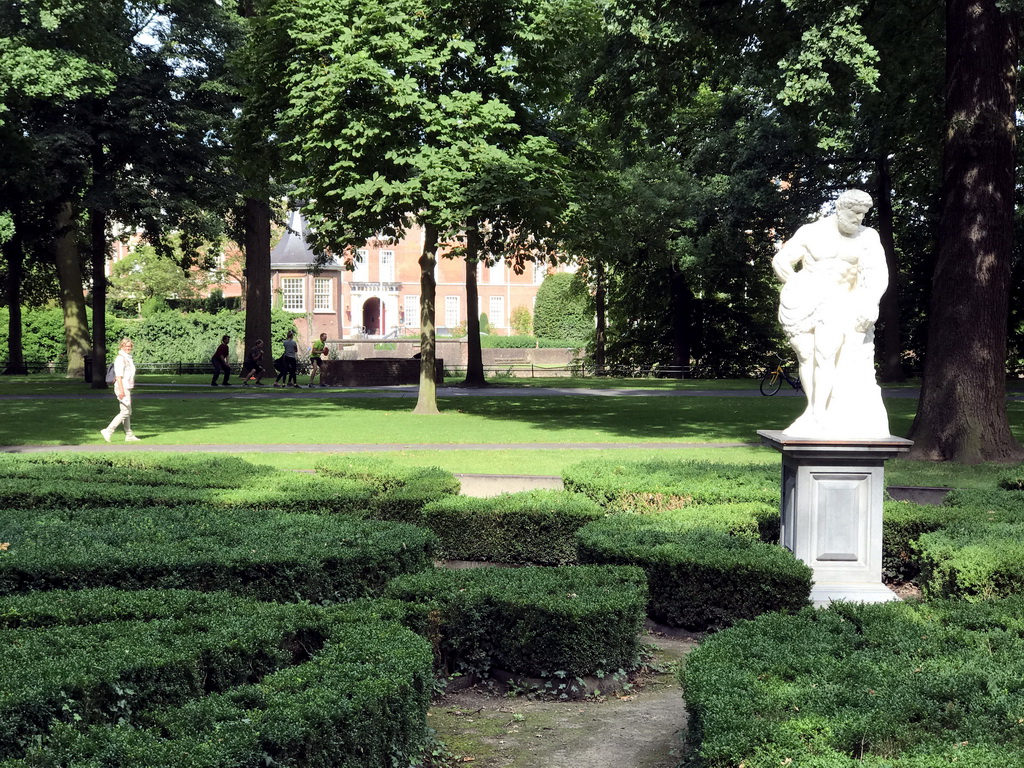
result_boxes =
[669,267,693,378]
[414,221,441,414]
[2,217,28,375]
[875,156,905,383]
[90,208,108,389]
[243,197,273,353]
[54,202,91,379]
[462,219,487,387]
[908,0,1022,462]
[594,260,606,374]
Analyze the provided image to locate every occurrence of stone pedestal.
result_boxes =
[758,430,913,608]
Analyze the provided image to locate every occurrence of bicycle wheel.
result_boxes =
[760,371,782,396]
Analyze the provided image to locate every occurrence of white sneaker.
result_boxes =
[125,434,141,442]
[100,428,112,443]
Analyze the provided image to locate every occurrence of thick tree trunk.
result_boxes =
[594,260,606,373]
[875,156,905,383]
[908,0,1022,462]
[90,209,108,389]
[669,267,693,378]
[414,221,441,414]
[2,219,28,375]
[54,202,91,379]
[243,197,273,353]
[462,220,487,387]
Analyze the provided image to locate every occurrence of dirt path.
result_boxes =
[429,632,698,768]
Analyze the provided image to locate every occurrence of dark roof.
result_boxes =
[270,210,341,269]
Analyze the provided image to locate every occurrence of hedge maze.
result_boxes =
[3,452,1024,766]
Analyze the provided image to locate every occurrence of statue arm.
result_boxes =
[772,230,809,283]
[854,229,888,330]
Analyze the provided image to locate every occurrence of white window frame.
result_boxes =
[314,277,332,312]
[489,295,505,329]
[489,257,504,285]
[444,295,460,328]
[281,277,305,312]
[533,261,547,285]
[404,294,420,327]
[353,248,370,281]
[379,249,395,282]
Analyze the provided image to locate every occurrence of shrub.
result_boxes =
[0,590,432,766]
[881,500,973,582]
[563,460,780,513]
[0,452,262,489]
[510,305,533,335]
[385,565,648,680]
[681,598,1024,767]
[0,306,298,367]
[577,520,811,630]
[423,491,604,565]
[478,334,583,349]
[0,459,455,522]
[914,521,1024,600]
[0,505,434,602]
[533,272,593,341]
[313,455,460,522]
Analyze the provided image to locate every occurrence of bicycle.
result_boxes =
[760,354,802,396]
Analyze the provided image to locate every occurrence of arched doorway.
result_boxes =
[362,297,382,335]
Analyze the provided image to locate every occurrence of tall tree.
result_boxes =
[233,0,285,358]
[907,1,1023,462]
[264,0,583,413]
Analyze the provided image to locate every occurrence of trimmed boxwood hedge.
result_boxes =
[423,491,604,565]
[0,453,262,489]
[577,517,811,630]
[0,590,432,767]
[914,521,1024,600]
[880,500,972,582]
[0,505,434,601]
[385,565,648,679]
[681,597,1024,767]
[562,460,779,513]
[0,453,459,522]
[313,455,461,523]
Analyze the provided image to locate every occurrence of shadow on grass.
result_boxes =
[0,389,926,447]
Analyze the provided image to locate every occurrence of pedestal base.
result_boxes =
[758,430,913,607]
[810,582,900,609]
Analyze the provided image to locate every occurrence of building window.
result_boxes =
[380,250,395,282]
[489,257,504,284]
[314,277,332,311]
[533,260,547,285]
[353,248,369,281]
[404,294,420,327]
[282,277,304,312]
[444,295,460,328]
[489,296,504,329]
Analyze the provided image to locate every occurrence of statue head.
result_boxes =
[836,189,873,236]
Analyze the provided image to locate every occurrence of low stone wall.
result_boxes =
[322,358,443,387]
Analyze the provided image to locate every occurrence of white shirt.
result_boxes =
[114,350,136,391]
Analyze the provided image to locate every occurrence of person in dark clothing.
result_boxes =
[273,330,300,388]
[241,339,265,386]
[211,335,232,386]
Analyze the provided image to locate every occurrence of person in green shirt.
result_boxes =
[308,333,329,388]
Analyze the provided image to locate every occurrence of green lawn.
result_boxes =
[0,386,920,447]
[2,373,1022,486]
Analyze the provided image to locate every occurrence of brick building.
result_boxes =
[269,210,560,347]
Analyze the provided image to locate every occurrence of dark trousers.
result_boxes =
[275,357,297,385]
[211,357,231,384]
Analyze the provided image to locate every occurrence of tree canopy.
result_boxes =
[2,0,1022,461]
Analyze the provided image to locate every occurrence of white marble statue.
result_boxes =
[772,189,890,438]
